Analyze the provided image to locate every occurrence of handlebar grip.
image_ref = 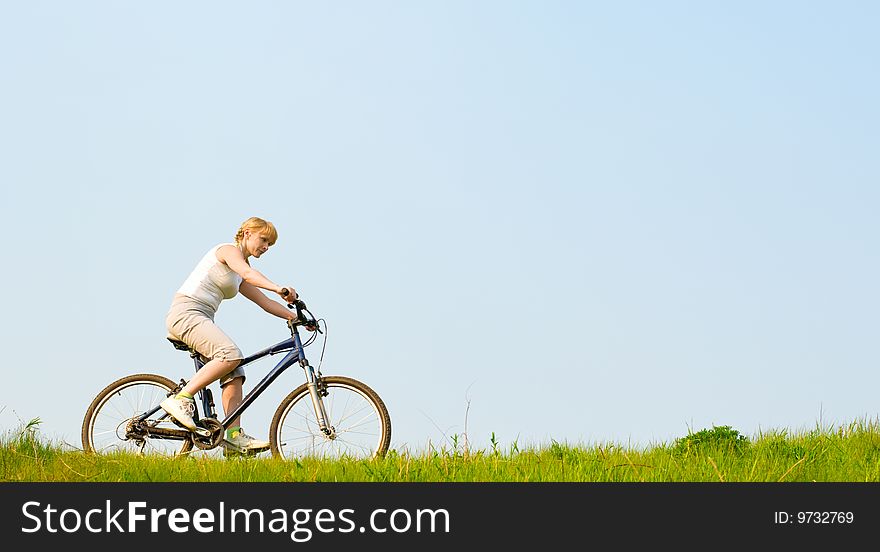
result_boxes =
[281,288,298,310]
[281,288,294,309]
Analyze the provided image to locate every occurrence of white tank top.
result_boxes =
[176,243,243,312]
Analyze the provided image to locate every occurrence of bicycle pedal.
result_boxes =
[223,447,262,458]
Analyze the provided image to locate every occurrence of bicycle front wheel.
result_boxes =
[82,373,194,456]
[270,376,391,461]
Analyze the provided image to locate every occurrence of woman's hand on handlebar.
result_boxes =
[278,286,298,302]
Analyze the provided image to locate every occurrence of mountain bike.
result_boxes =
[81,297,391,460]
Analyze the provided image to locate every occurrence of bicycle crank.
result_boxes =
[191,418,224,450]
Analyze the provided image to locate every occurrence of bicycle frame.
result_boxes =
[211,333,301,427]
[139,324,331,436]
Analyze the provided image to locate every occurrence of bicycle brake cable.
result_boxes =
[302,330,318,348]
[315,318,328,374]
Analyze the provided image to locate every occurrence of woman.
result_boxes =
[161,216,300,454]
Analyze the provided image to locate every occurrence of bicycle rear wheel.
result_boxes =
[82,373,194,456]
[269,376,391,460]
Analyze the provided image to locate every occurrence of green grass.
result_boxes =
[5,418,880,482]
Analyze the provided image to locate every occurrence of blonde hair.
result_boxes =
[235,217,278,246]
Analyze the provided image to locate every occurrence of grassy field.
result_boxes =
[4,418,880,482]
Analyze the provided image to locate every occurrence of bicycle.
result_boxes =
[81,296,391,460]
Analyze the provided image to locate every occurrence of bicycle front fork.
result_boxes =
[303,363,333,437]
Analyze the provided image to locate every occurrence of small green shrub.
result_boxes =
[673,425,750,456]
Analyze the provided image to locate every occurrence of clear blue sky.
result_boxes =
[1,1,877,453]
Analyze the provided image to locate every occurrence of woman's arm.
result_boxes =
[216,244,291,300]
[239,280,295,320]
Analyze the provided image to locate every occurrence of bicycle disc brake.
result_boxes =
[191,418,224,450]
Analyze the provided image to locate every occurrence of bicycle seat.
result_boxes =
[167,337,191,352]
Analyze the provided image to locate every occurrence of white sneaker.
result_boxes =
[160,396,201,433]
[224,431,270,454]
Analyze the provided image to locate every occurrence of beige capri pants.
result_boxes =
[165,294,246,386]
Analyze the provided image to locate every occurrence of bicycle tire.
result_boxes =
[81,373,194,456]
[269,376,391,460]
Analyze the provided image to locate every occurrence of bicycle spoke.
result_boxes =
[84,376,195,457]
[272,379,388,460]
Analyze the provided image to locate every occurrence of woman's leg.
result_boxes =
[181,358,241,395]
[219,376,270,453]
[221,376,244,429]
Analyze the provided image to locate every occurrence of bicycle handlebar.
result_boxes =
[281,288,321,333]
